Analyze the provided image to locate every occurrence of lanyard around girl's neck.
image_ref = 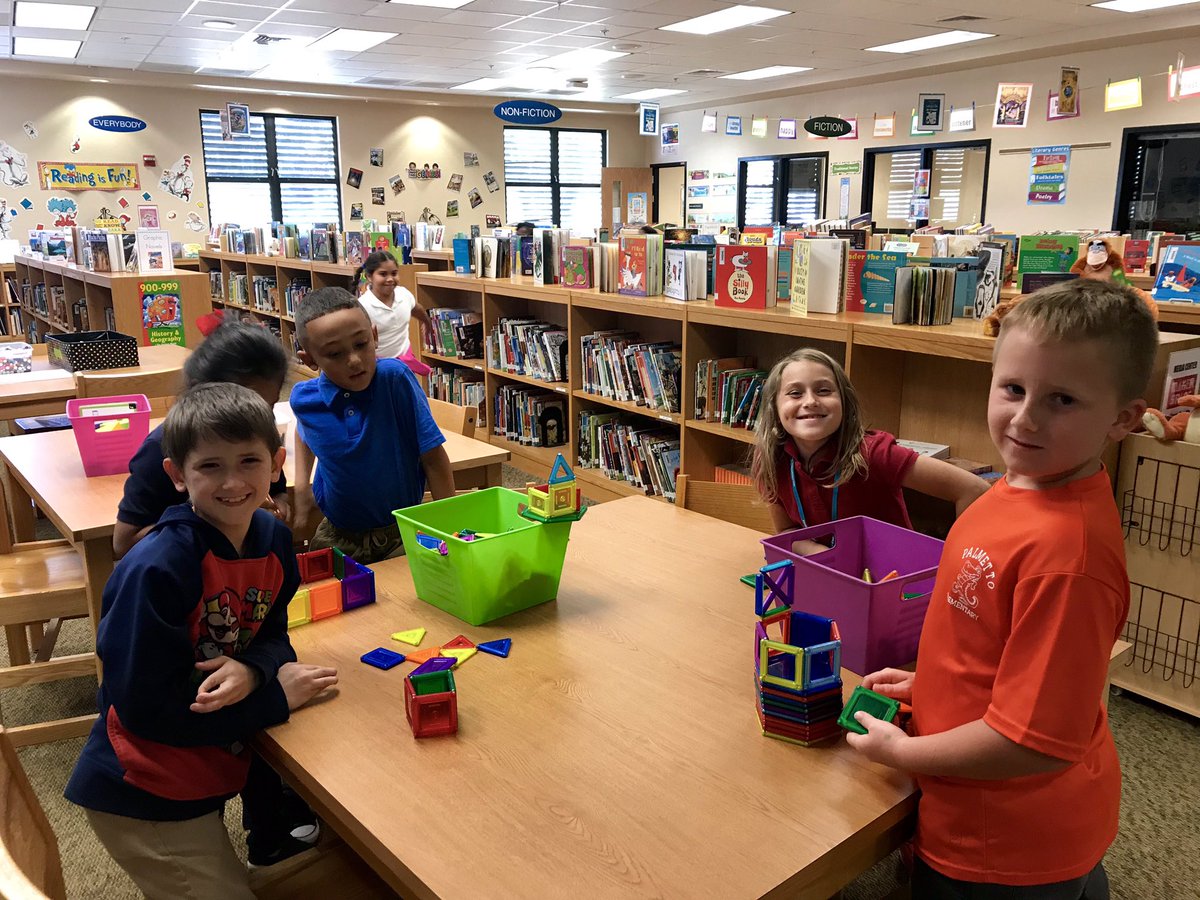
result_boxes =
[791,457,838,529]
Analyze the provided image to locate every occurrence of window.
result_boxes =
[1115,125,1200,236]
[503,127,606,232]
[863,140,989,232]
[736,153,827,229]
[199,111,341,230]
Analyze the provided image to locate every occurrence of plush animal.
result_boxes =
[1143,395,1200,443]
[1071,237,1128,283]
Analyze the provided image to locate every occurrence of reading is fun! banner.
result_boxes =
[38,161,140,191]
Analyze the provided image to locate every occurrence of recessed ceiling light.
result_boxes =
[531,48,628,70]
[13,36,82,58]
[452,77,507,91]
[308,28,397,53]
[661,5,789,35]
[14,1,95,30]
[866,30,994,53]
[89,77,109,83]
[617,88,686,100]
[203,19,238,30]
[386,0,471,7]
[719,65,812,80]
[1091,0,1198,10]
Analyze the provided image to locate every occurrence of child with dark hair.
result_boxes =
[114,321,291,559]
[354,250,431,375]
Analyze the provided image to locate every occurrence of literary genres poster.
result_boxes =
[1028,145,1070,205]
[141,279,185,346]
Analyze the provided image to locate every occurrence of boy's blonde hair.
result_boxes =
[751,348,866,505]
[998,280,1159,403]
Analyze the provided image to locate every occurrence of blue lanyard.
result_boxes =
[791,459,838,529]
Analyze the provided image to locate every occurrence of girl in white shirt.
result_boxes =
[355,250,432,372]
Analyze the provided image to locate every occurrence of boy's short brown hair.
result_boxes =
[294,286,370,350]
[997,279,1159,402]
[162,382,281,465]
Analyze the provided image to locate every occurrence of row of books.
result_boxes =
[485,318,568,384]
[580,331,683,414]
[892,266,959,326]
[493,385,567,448]
[216,221,429,268]
[26,227,198,274]
[426,367,486,429]
[425,308,483,360]
[694,357,767,428]
[577,410,679,501]
[283,278,310,318]
[227,274,278,313]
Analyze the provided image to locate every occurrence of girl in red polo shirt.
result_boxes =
[751,348,986,544]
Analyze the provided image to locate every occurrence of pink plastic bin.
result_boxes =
[66,394,151,477]
[760,516,945,675]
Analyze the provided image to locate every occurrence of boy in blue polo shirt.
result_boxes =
[291,287,455,563]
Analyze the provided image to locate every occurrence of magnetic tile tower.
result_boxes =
[287,547,377,629]
[754,560,845,746]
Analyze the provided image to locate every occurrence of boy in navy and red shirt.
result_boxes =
[66,383,338,899]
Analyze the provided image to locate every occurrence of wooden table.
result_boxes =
[0,343,191,419]
[0,424,511,656]
[257,497,916,899]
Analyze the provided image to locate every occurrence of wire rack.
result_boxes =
[1121,455,1200,556]
[1122,582,1200,690]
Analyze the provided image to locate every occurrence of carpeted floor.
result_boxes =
[6,463,1200,899]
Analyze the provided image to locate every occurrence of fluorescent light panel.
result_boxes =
[308,28,396,52]
[866,30,993,53]
[617,88,686,99]
[13,36,81,58]
[14,1,95,29]
[1091,0,1198,10]
[386,0,472,7]
[533,48,628,69]
[661,4,789,35]
[719,65,811,80]
[452,78,507,91]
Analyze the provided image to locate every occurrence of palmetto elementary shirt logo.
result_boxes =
[948,547,995,620]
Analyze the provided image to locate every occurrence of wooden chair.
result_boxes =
[428,397,477,436]
[0,726,67,900]
[674,474,776,534]
[74,367,184,417]
[0,473,95,748]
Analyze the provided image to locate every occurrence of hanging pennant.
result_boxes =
[1058,67,1079,116]
[750,115,768,138]
[872,113,896,138]
[701,110,717,133]
[1105,77,1142,112]
[1047,90,1080,120]
[948,103,976,132]
[725,115,742,136]
[777,118,797,139]
[836,116,859,140]
[639,103,659,136]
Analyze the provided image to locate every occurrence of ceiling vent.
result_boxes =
[684,68,726,77]
[253,34,289,45]
[357,76,407,86]
[938,14,986,22]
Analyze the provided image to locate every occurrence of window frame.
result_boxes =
[861,138,991,233]
[736,151,829,229]
[198,109,343,225]
[503,125,608,228]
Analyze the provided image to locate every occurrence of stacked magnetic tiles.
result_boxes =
[287,547,376,628]
[754,560,845,746]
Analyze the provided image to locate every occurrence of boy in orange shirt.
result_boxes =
[847,280,1156,899]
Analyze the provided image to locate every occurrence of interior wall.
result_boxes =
[0,73,643,245]
[648,36,1200,233]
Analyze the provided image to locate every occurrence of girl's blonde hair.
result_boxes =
[751,348,867,505]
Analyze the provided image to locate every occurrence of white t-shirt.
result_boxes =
[359,286,416,358]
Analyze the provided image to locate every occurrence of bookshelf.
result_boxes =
[416,270,1200,502]
[412,249,454,272]
[0,263,22,337]
[12,255,211,347]
[198,250,428,375]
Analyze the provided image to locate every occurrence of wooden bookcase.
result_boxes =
[412,249,454,272]
[0,262,22,337]
[12,255,211,347]
[198,250,428,376]
[416,270,1200,502]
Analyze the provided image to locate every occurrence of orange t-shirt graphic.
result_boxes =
[911,469,1128,885]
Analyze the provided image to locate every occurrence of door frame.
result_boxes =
[651,161,686,226]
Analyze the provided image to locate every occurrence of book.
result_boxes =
[928,256,981,318]
[618,234,662,297]
[1124,239,1150,274]
[1152,243,1200,304]
[453,237,474,275]
[1019,272,1078,294]
[715,245,777,309]
[561,245,591,288]
[1016,234,1080,290]
[897,439,951,459]
[892,265,954,326]
[853,250,905,314]
[974,243,1006,320]
[790,239,847,315]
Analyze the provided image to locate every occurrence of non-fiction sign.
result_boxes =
[38,161,140,191]
[88,115,147,133]
[493,100,562,125]
[1028,145,1070,205]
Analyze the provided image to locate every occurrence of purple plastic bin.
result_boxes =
[341,558,376,610]
[760,516,945,675]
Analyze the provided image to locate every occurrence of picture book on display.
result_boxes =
[663,248,708,301]
[789,239,848,315]
[892,266,955,326]
[1152,244,1200,303]
[618,234,663,297]
[848,250,905,313]
[1161,346,1200,415]
[715,245,778,309]
[1016,234,1080,291]
[561,246,592,288]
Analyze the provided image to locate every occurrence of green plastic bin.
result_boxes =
[392,487,578,625]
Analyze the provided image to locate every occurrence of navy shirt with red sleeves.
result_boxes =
[773,430,918,529]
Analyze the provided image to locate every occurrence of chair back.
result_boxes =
[428,398,477,437]
[0,727,67,900]
[675,474,776,534]
[74,368,183,416]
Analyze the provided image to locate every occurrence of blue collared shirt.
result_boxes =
[290,358,444,531]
